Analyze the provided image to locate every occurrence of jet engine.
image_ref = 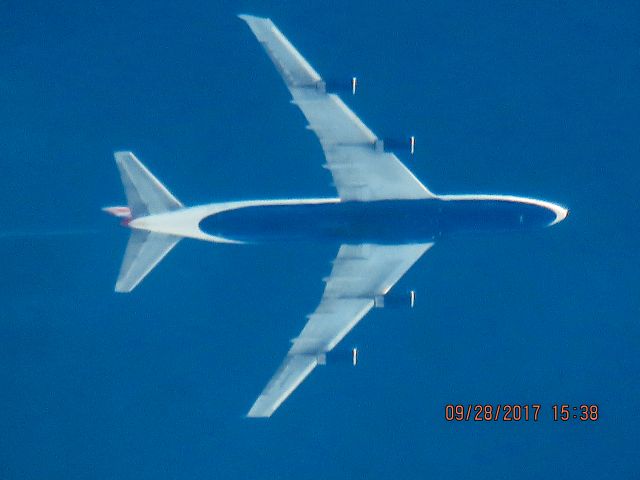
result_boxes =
[321,76,358,95]
[381,136,416,155]
[321,347,359,366]
[374,290,416,309]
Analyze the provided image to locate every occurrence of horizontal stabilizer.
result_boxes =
[115,151,183,218]
[115,230,181,293]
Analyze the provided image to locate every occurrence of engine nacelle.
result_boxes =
[320,76,358,95]
[374,290,416,309]
[381,136,416,155]
[320,347,358,366]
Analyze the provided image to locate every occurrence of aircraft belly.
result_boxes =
[197,198,556,244]
[199,200,440,244]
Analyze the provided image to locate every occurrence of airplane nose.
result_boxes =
[541,200,569,226]
[550,205,569,225]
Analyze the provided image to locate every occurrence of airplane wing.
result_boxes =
[239,15,435,201]
[247,242,433,417]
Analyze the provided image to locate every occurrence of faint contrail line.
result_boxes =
[0,228,103,239]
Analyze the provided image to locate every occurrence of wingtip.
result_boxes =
[115,275,138,293]
[246,400,273,418]
[246,411,270,419]
[114,151,135,163]
[114,283,132,293]
[237,14,268,23]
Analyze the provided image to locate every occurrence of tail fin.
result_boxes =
[112,151,183,292]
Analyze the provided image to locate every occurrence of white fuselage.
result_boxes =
[126,194,568,244]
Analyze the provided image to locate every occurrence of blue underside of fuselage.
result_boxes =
[199,199,556,244]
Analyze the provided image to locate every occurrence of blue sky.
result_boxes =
[1,1,639,478]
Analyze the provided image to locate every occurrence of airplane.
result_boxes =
[103,15,569,417]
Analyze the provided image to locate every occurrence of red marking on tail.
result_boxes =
[103,206,132,218]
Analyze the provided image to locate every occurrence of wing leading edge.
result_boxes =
[247,243,433,417]
[239,15,435,202]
